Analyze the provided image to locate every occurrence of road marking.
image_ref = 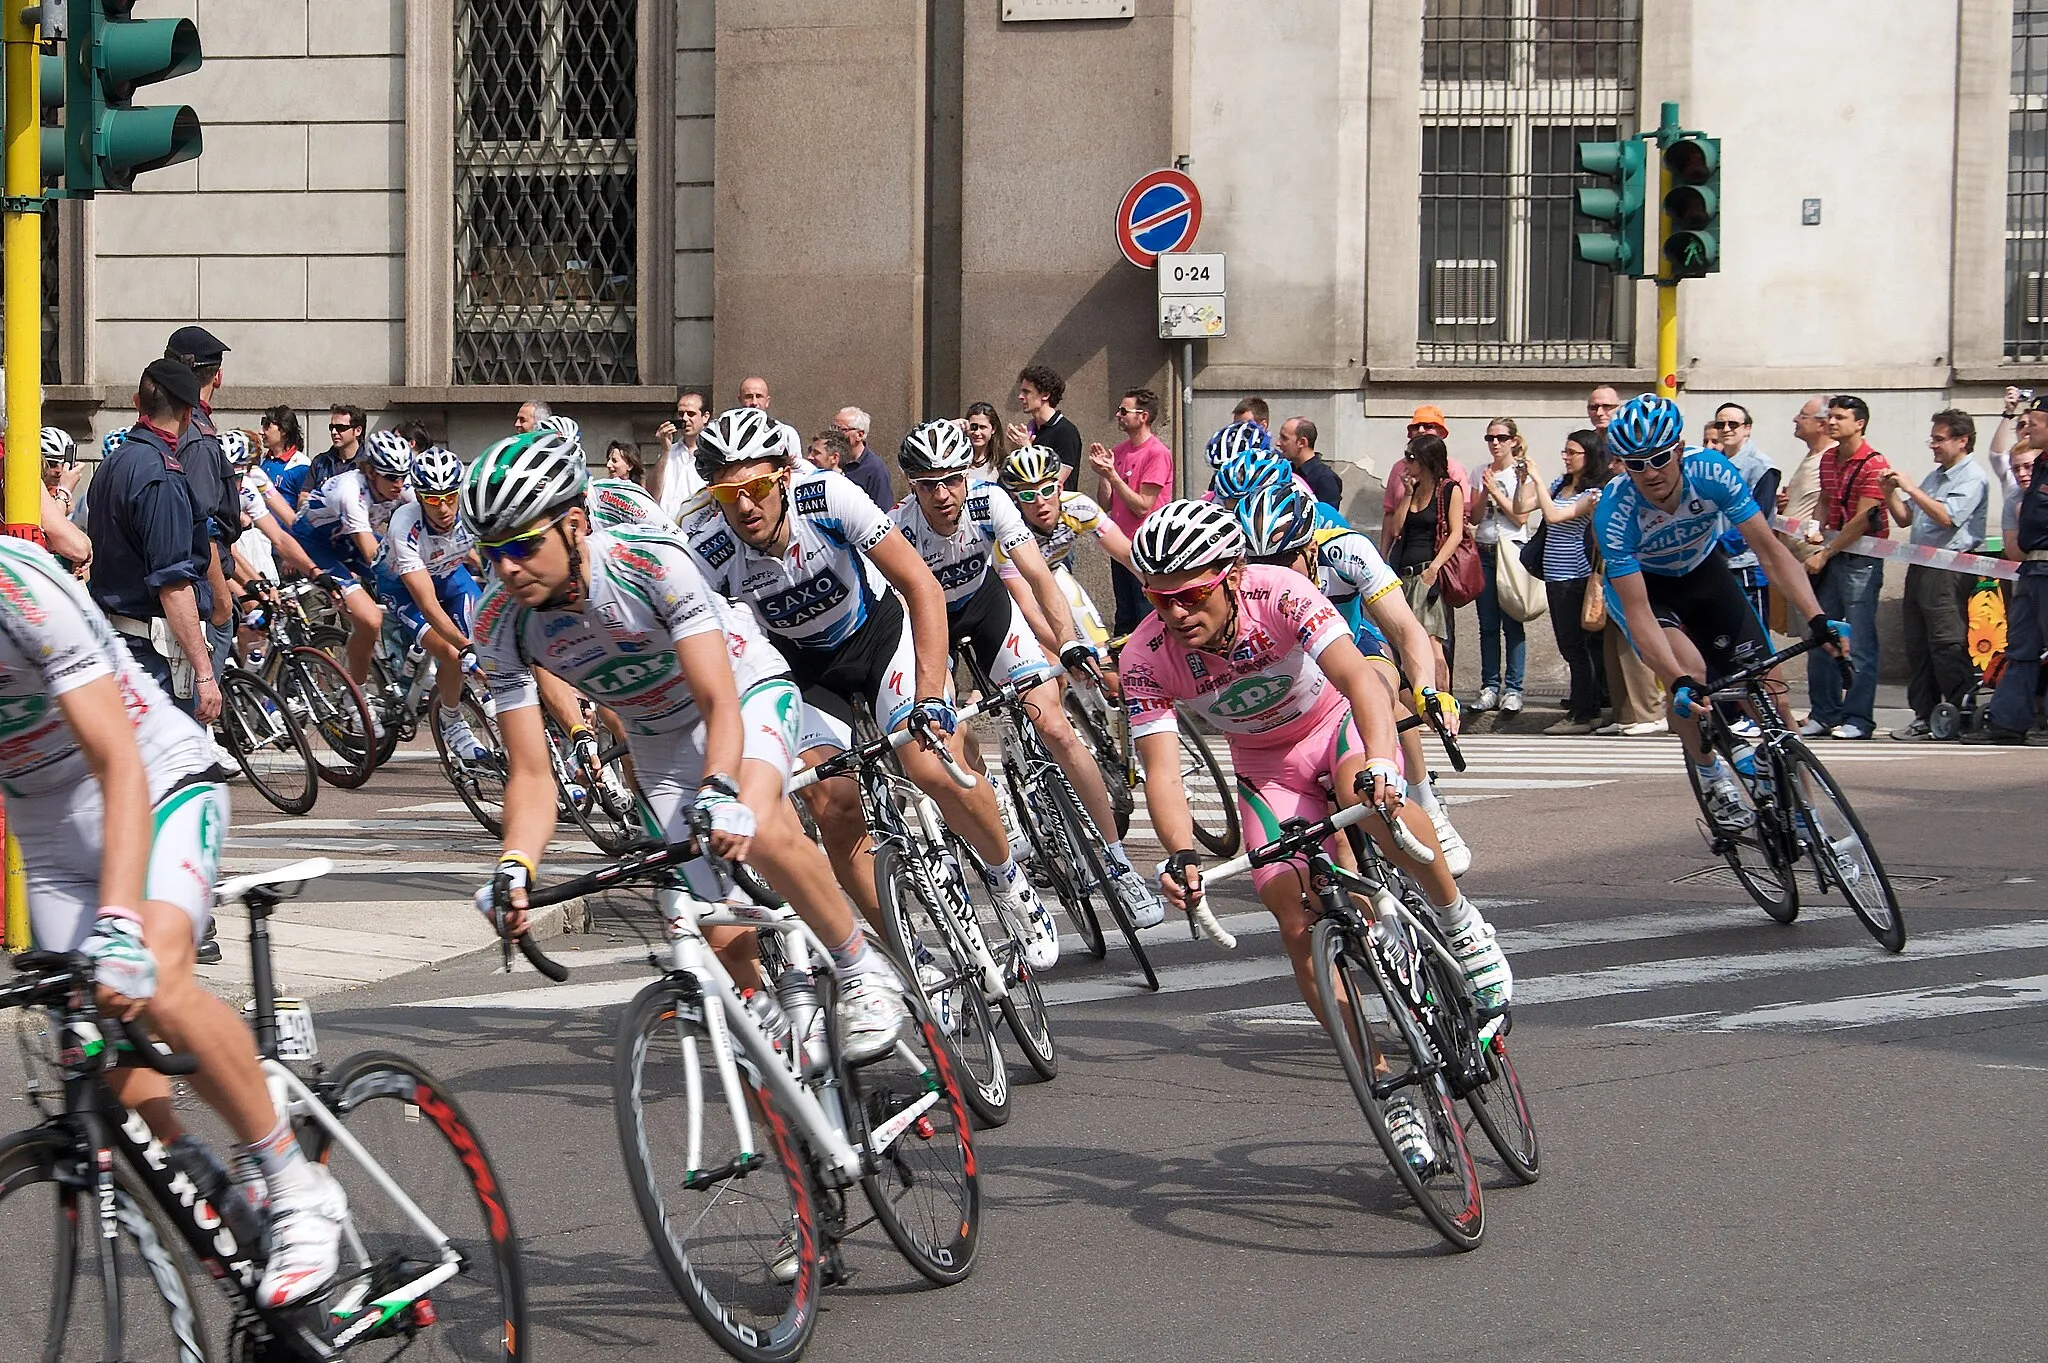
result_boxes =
[1610,974,2048,1032]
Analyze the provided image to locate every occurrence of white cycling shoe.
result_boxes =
[1702,774,1755,831]
[258,1163,349,1308]
[837,966,911,1063]
[1109,868,1166,929]
[990,872,1060,971]
[912,945,961,1037]
[1443,914,1512,1014]
[1427,806,1472,878]
[437,709,488,762]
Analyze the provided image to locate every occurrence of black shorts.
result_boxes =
[1636,551,1772,682]
[782,588,912,736]
[950,572,1011,681]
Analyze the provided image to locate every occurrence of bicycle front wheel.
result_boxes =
[1685,751,1797,923]
[1177,716,1240,857]
[1007,752,1104,959]
[613,980,820,1363]
[874,843,1011,1127]
[1782,738,1906,952]
[0,1128,209,1363]
[1046,767,1157,991]
[1062,687,1133,838]
[220,668,319,815]
[854,980,982,1287]
[312,1052,528,1361]
[434,690,508,836]
[1310,919,1484,1250]
[273,646,377,789]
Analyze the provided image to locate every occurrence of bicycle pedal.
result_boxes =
[821,1247,854,1288]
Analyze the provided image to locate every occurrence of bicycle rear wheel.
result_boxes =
[1781,738,1906,952]
[1177,717,1240,857]
[311,1052,528,1362]
[0,1128,208,1363]
[274,645,377,789]
[1006,753,1105,959]
[1684,746,1798,923]
[1046,767,1157,992]
[949,833,1056,1082]
[435,691,508,836]
[874,843,1010,1127]
[221,668,319,815]
[1063,686,1133,838]
[312,625,400,768]
[854,981,982,1287]
[613,979,820,1363]
[1310,918,1484,1250]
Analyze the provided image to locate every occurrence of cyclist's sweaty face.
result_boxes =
[714,459,788,548]
[911,473,967,533]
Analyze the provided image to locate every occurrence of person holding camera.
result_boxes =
[1800,395,1890,740]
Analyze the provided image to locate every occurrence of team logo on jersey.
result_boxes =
[1231,628,1276,664]
[0,692,49,733]
[936,556,986,591]
[967,491,991,520]
[0,562,48,626]
[793,480,830,518]
[698,531,738,570]
[579,649,679,699]
[1212,673,1294,718]
[543,614,579,638]
[1187,654,1208,679]
[613,545,662,580]
[599,600,625,627]
[760,573,849,630]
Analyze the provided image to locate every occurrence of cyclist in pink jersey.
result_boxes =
[1121,501,1512,1018]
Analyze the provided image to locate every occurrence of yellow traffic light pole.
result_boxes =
[1653,107,1679,400]
[1,4,41,951]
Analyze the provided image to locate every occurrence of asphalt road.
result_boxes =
[199,734,2048,1363]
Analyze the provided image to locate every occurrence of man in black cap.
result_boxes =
[86,359,221,724]
[165,327,240,675]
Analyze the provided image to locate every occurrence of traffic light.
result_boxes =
[1573,138,1649,279]
[1661,133,1720,278]
[49,0,204,194]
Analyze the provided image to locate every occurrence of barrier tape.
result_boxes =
[1771,514,2018,583]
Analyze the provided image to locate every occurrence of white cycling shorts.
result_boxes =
[15,776,228,952]
[638,677,803,842]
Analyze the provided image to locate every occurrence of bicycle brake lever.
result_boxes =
[1379,802,1436,864]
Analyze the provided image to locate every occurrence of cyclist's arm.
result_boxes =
[400,568,471,649]
[1362,585,1434,691]
[867,528,954,700]
[1092,518,1137,572]
[261,515,320,578]
[1738,514,1825,624]
[57,676,151,914]
[533,665,586,732]
[1607,571,1687,686]
[1007,537,1079,656]
[1134,729,1194,854]
[676,628,745,791]
[496,703,559,889]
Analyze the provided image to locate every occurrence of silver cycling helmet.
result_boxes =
[899,418,976,475]
[1131,498,1246,577]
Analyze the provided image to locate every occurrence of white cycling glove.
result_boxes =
[81,908,156,1001]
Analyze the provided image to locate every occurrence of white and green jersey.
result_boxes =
[587,478,674,532]
[0,537,215,798]
[474,526,787,737]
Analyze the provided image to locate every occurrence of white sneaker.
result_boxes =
[1427,806,1472,879]
[1501,690,1524,714]
[1797,718,1831,738]
[258,1163,348,1308]
[1728,716,1761,739]
[1702,773,1755,831]
[838,967,910,1063]
[1618,719,1668,736]
[1829,721,1872,740]
[990,871,1060,971]
[1109,868,1166,930]
[438,709,488,762]
[1382,1094,1436,1172]
[1473,686,1499,712]
[1442,914,1512,1012]
[1593,721,1624,736]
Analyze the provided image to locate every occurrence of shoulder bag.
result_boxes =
[1579,536,1608,631]
[1496,529,1548,622]
[1432,478,1484,609]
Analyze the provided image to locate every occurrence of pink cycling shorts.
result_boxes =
[1229,702,1365,892]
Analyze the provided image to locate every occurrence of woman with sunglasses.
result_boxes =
[468,429,913,1062]
[1383,431,1463,696]
[963,401,1011,480]
[1520,428,1610,735]
[371,445,488,760]
[1470,417,1533,715]
[679,408,1056,969]
[1594,395,1846,831]
[1128,501,1513,1052]
[893,424,1165,942]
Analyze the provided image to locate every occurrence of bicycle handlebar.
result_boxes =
[105,1017,201,1076]
[1700,634,1845,703]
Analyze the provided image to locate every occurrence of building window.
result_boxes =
[40,208,58,385]
[453,0,639,386]
[2009,1,2048,360]
[1418,0,1639,366]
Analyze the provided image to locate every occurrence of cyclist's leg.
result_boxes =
[880,619,1012,871]
[982,591,1126,859]
[1233,759,1336,1023]
[792,694,883,926]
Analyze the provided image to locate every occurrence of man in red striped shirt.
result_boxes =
[1802,395,1890,739]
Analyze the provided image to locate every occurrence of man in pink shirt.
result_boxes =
[1088,387,1173,633]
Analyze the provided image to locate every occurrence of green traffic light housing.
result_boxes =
[1661,133,1721,278]
[1573,138,1649,279]
[47,0,205,195]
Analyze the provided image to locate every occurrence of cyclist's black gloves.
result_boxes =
[1808,614,1849,650]
[1058,642,1096,674]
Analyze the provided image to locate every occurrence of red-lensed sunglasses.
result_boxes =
[1142,563,1233,612]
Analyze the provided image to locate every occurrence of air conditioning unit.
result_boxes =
[2028,271,2048,325]
[1432,258,1499,326]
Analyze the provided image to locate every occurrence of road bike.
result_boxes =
[243,577,380,790]
[1064,643,1240,856]
[1684,638,1905,951]
[967,649,1154,992]
[0,856,528,1360]
[544,711,646,855]
[511,837,979,1363]
[791,700,1023,1126]
[1187,718,1536,1251]
[215,660,321,816]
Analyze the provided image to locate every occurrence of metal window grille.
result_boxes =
[2008,1,2048,358]
[1419,0,1638,366]
[453,0,639,386]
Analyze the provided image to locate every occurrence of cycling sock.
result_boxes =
[1106,840,1132,872]
[1410,777,1444,817]
[986,857,1022,889]
[436,703,460,723]
[1695,757,1730,783]
[829,925,871,972]
[242,1113,312,1190]
[1428,893,1479,936]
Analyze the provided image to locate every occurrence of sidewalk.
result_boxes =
[1458,681,1919,738]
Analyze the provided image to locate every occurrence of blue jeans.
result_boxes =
[1475,542,1526,692]
[1988,572,2047,734]
[1807,553,1882,729]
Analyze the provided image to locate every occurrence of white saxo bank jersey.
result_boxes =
[889,483,1035,608]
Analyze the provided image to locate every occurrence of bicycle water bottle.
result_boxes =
[166,1135,269,1258]
[1732,743,1773,798]
[742,988,790,1053]
[774,967,829,1076]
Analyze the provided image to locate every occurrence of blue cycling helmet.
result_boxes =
[1237,482,1320,560]
[101,429,128,458]
[1205,419,1271,469]
[1606,394,1685,460]
[1211,455,1292,506]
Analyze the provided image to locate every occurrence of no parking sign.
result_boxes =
[1116,169,1202,268]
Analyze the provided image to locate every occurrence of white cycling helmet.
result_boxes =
[1131,498,1246,577]
[218,428,254,468]
[537,413,582,449]
[1205,419,1271,469]
[694,407,787,485]
[40,426,76,465]
[366,428,414,478]
[461,429,588,541]
[412,445,464,496]
[899,418,975,475]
